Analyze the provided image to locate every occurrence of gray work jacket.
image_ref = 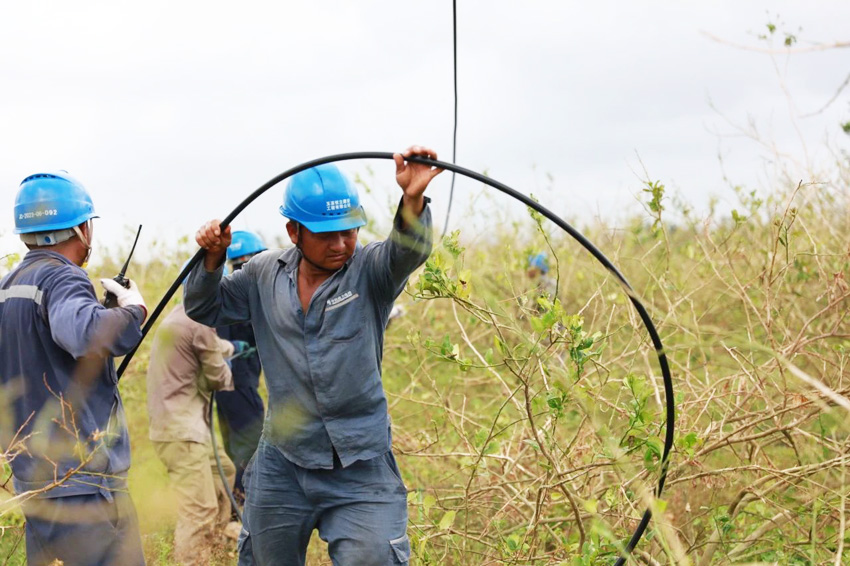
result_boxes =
[184,202,432,469]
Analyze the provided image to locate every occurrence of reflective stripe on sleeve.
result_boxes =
[0,285,44,305]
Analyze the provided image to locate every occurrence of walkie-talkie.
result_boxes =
[104,224,142,309]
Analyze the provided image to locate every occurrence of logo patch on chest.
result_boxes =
[326,290,359,311]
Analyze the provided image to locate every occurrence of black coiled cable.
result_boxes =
[117,152,674,564]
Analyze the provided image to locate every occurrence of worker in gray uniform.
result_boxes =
[185,146,442,565]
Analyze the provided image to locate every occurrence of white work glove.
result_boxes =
[100,278,148,321]
[389,304,405,321]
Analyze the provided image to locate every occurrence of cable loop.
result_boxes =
[119,152,674,564]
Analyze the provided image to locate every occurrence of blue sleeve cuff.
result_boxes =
[127,305,146,324]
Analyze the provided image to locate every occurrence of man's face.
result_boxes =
[288,222,358,271]
[231,254,253,270]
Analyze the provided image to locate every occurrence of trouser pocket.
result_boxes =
[237,526,255,566]
[389,534,411,564]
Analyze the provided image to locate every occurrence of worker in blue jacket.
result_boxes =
[0,172,148,566]
[216,230,267,505]
[186,146,442,566]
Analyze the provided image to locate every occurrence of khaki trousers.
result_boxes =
[153,440,236,566]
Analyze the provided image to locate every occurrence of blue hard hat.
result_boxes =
[280,164,367,233]
[528,252,549,274]
[227,230,267,261]
[14,171,97,234]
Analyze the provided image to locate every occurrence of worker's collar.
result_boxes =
[24,249,82,269]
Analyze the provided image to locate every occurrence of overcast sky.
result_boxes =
[1,1,848,266]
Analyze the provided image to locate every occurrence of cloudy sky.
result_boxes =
[1,1,848,266]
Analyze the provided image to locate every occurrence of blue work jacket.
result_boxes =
[216,322,264,432]
[0,250,144,497]
[185,203,432,469]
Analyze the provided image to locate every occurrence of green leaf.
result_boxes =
[484,348,494,364]
[440,335,453,356]
[438,510,456,531]
[423,494,436,516]
[494,336,507,356]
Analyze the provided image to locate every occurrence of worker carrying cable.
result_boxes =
[146,265,242,566]
[185,145,442,566]
[0,171,148,566]
[216,230,267,508]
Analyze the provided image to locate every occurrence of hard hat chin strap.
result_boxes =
[20,220,93,250]
[19,220,93,267]
[295,223,337,274]
[72,220,93,264]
